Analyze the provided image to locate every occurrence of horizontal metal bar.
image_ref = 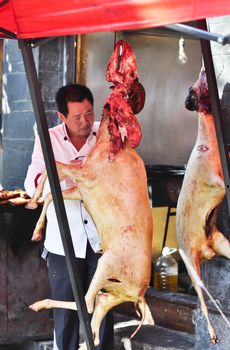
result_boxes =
[0,27,16,39]
[223,34,230,45]
[26,37,55,48]
[166,23,230,45]
[0,0,9,9]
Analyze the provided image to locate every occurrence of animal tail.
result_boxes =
[130,298,154,340]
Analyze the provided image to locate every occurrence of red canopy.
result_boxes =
[1,0,230,39]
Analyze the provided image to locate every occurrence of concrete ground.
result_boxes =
[0,314,195,350]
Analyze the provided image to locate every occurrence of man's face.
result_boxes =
[58,99,94,137]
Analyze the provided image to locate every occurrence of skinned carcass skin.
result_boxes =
[28,40,154,346]
[176,67,230,344]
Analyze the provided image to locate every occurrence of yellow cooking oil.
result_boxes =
[153,247,178,292]
[154,272,178,292]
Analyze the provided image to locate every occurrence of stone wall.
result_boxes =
[208,15,230,146]
[1,37,74,190]
[2,40,38,190]
[195,17,230,350]
[208,16,230,241]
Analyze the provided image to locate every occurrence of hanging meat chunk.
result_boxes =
[176,66,230,344]
[28,40,154,346]
[105,40,145,159]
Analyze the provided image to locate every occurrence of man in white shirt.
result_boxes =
[24,84,114,350]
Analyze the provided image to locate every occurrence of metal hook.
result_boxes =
[177,36,188,65]
[114,31,117,50]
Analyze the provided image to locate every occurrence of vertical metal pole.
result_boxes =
[18,39,95,350]
[197,20,230,216]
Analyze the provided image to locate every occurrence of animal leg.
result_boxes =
[25,172,47,209]
[31,191,52,241]
[195,286,218,344]
[78,343,87,350]
[89,292,123,346]
[184,252,218,344]
[31,186,82,241]
[211,229,230,259]
[56,161,83,179]
[56,160,96,182]
[29,299,77,312]
[31,294,124,349]
[90,295,154,346]
[85,252,120,313]
[26,162,74,210]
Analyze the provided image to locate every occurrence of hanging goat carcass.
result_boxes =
[176,67,230,344]
[28,40,154,346]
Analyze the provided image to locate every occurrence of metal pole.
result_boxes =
[166,23,230,45]
[18,39,95,350]
[0,27,16,39]
[197,20,230,216]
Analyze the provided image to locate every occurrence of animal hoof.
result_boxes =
[25,202,38,210]
[210,336,218,344]
[78,342,88,350]
[31,232,42,241]
[29,301,42,312]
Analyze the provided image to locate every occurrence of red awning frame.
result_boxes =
[1,21,230,44]
[0,0,230,40]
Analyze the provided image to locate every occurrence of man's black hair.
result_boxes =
[55,84,94,117]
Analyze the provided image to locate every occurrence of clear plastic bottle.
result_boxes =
[154,247,178,292]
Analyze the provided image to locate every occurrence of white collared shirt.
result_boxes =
[24,121,101,258]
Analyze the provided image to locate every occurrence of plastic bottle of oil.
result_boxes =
[154,247,178,292]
